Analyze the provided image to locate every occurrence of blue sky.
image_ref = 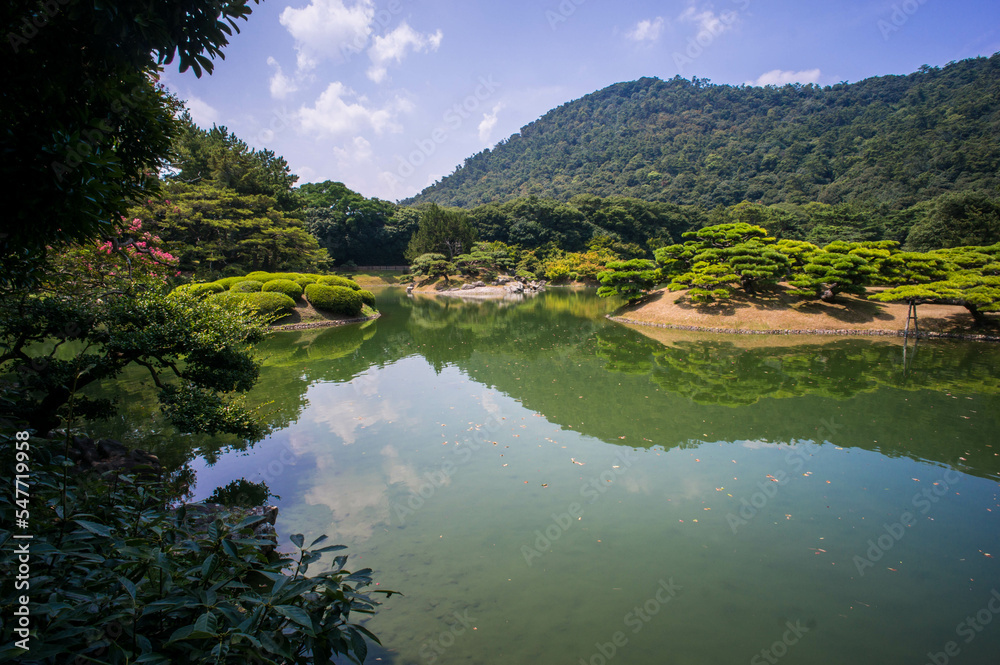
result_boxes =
[161,0,1000,201]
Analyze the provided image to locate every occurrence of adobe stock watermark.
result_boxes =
[749,620,810,664]
[418,609,476,664]
[727,417,841,534]
[577,578,681,665]
[255,107,294,145]
[6,0,71,53]
[338,0,405,63]
[545,0,588,31]
[49,86,149,183]
[852,467,961,576]
[923,589,1000,665]
[389,75,500,185]
[521,448,635,566]
[390,409,506,524]
[673,0,751,73]
[877,0,931,41]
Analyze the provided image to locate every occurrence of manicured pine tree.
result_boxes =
[597,259,661,303]
[655,223,790,303]
[786,241,896,301]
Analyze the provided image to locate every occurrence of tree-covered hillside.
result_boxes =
[407,54,1000,209]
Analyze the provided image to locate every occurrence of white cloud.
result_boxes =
[367,22,443,83]
[748,69,822,87]
[478,102,504,142]
[677,4,737,41]
[297,82,412,137]
[333,135,374,166]
[184,95,220,127]
[279,0,376,73]
[626,17,664,42]
[266,57,299,99]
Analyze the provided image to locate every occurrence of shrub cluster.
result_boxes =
[173,272,374,320]
[306,284,363,316]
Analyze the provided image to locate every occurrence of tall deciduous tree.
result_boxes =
[406,204,477,261]
[169,114,298,209]
[128,183,328,277]
[1,0,260,287]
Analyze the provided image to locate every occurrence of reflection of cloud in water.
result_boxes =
[302,467,391,543]
[623,472,651,495]
[479,390,502,417]
[740,440,789,450]
[380,444,435,493]
[306,382,401,445]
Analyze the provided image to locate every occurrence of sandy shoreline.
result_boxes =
[614,286,1000,342]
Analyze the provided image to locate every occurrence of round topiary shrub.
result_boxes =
[358,289,376,307]
[317,275,361,290]
[242,292,297,318]
[262,278,304,300]
[305,284,363,317]
[295,276,318,288]
[231,280,263,293]
[244,271,274,282]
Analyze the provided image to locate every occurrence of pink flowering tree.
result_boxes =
[45,217,179,294]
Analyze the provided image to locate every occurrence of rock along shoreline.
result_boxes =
[608,315,1000,342]
[271,311,380,332]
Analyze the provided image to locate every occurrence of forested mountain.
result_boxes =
[407,54,1000,209]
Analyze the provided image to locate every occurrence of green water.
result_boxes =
[88,288,1000,664]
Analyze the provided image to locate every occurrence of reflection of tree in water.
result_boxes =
[591,328,1000,407]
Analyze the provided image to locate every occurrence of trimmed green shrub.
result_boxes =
[173,282,224,298]
[247,271,308,282]
[358,289,376,307]
[317,275,361,290]
[214,276,251,289]
[242,291,297,317]
[231,280,263,293]
[206,290,249,309]
[262,278,304,300]
[296,276,318,288]
[306,284,363,316]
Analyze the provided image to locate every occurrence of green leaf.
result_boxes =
[118,576,136,602]
[290,533,304,548]
[350,627,368,663]
[73,519,112,537]
[273,604,315,633]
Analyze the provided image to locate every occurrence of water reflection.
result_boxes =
[79,287,1000,664]
[85,288,1000,482]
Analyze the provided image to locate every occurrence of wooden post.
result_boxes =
[904,300,918,338]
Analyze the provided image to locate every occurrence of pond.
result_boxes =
[89,288,1000,665]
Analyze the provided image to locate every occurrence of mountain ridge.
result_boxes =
[405,54,1000,210]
